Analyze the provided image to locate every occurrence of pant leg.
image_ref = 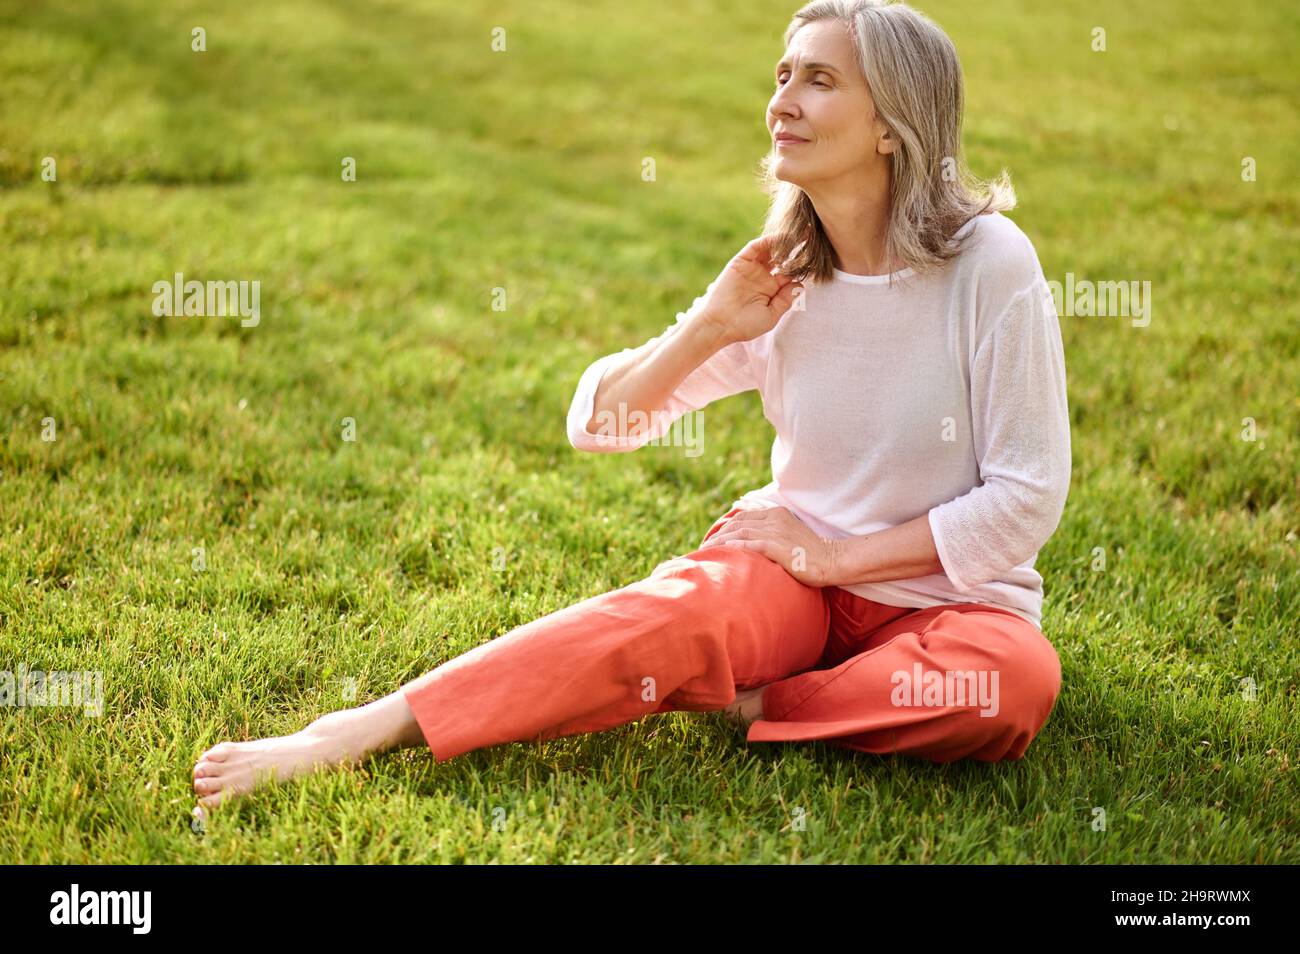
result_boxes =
[400,509,831,763]
[747,594,1063,763]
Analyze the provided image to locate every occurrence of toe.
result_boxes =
[200,742,236,762]
[193,756,233,779]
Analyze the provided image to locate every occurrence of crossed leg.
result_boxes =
[746,591,1064,762]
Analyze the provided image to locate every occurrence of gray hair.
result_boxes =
[759,0,1015,284]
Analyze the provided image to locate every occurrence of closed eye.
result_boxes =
[775,74,832,89]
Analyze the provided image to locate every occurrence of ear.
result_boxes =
[876,126,899,156]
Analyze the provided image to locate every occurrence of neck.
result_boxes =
[803,165,902,275]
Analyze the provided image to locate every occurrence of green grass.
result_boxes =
[1,0,1296,863]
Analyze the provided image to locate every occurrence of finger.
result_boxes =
[704,518,748,539]
[737,235,774,268]
[701,526,749,548]
[700,524,729,545]
[724,538,780,564]
[727,531,773,553]
[713,508,775,532]
[770,279,804,313]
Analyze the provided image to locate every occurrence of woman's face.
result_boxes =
[766,20,893,189]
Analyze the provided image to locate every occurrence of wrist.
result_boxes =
[822,536,847,587]
[690,308,736,349]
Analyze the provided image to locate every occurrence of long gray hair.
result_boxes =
[760,0,1015,284]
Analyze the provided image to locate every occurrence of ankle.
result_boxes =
[301,708,376,758]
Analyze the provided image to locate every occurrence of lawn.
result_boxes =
[0,0,1296,863]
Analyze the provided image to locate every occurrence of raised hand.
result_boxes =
[697,235,805,345]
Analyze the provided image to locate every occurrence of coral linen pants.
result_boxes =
[401,506,1063,765]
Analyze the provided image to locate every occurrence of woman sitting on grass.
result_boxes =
[193,0,1072,810]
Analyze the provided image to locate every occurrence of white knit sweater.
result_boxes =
[566,211,1072,629]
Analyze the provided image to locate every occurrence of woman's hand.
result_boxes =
[698,236,805,345]
[698,507,842,587]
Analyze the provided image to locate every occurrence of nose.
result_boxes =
[768,82,800,126]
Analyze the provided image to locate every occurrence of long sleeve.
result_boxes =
[566,279,759,452]
[927,279,1072,592]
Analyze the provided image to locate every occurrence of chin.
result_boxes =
[773,164,807,188]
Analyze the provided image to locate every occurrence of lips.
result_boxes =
[774,133,809,144]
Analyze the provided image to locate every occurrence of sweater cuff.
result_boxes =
[566,354,647,452]
[927,506,974,594]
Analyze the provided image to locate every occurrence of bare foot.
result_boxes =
[722,686,766,727]
[192,694,424,809]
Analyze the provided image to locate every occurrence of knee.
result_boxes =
[650,542,793,611]
[981,633,1062,754]
[1019,633,1062,729]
